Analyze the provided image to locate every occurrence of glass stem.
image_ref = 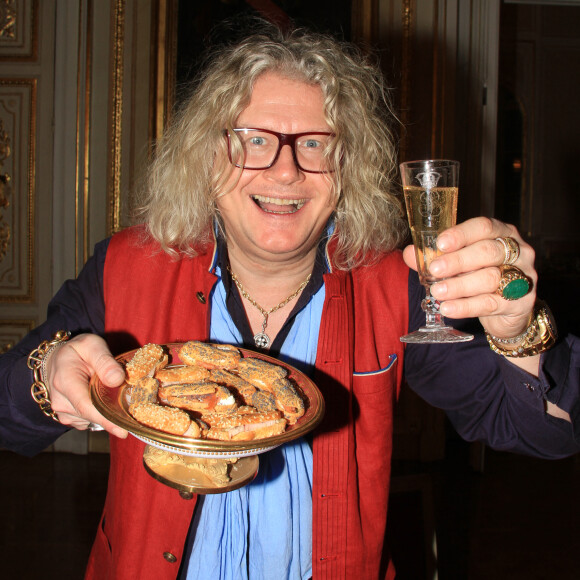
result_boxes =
[422,286,445,328]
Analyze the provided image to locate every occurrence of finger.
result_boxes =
[50,377,128,438]
[432,262,537,300]
[405,217,533,277]
[48,334,128,438]
[440,292,533,340]
[431,267,501,301]
[55,409,128,438]
[67,334,126,387]
[430,234,536,280]
[438,290,535,321]
[436,217,517,252]
[50,369,129,438]
[432,261,536,310]
[402,244,418,270]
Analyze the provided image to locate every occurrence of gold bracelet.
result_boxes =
[485,301,557,358]
[490,313,536,346]
[27,330,71,422]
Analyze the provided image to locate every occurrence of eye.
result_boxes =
[303,138,321,149]
[248,136,266,146]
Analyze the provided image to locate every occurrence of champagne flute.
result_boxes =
[400,159,474,343]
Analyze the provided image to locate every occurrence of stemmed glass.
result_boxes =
[399,159,474,344]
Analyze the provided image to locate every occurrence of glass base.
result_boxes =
[400,325,474,344]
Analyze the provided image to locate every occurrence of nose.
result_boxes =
[263,144,304,183]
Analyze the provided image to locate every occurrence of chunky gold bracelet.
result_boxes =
[489,312,536,345]
[27,330,71,422]
[485,301,557,358]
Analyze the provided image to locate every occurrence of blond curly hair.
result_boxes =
[136,23,407,270]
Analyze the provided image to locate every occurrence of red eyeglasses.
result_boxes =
[224,128,335,174]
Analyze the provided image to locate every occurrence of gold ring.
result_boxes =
[497,265,531,300]
[495,237,520,265]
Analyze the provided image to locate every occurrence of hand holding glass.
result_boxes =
[400,160,474,343]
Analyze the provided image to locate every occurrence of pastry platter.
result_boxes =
[90,343,325,493]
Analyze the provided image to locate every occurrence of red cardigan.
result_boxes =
[86,226,409,580]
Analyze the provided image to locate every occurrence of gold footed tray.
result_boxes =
[143,445,259,494]
[90,343,324,493]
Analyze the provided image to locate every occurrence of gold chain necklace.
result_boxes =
[228,267,311,349]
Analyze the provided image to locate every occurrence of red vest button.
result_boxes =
[163,552,177,563]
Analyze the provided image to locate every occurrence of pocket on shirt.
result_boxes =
[352,353,398,395]
[351,354,397,469]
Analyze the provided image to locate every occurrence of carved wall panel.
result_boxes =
[0,0,37,61]
[0,317,33,351]
[0,78,34,302]
[0,0,155,453]
[51,0,154,284]
[0,0,46,348]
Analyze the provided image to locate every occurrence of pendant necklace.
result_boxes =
[228,267,311,349]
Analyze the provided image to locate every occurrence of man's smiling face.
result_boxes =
[216,72,336,265]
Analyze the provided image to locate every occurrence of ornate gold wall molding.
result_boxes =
[151,0,176,142]
[0,117,11,263]
[109,0,124,234]
[0,0,38,61]
[400,0,413,159]
[0,78,35,302]
[81,0,92,268]
[0,317,33,351]
[0,0,16,40]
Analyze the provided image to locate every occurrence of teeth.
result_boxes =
[251,195,306,212]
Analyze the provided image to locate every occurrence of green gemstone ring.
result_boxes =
[497,265,532,300]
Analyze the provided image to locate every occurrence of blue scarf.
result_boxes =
[182,266,325,580]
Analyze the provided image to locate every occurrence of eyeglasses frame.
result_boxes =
[224,127,335,174]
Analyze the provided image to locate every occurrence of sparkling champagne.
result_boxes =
[399,159,472,343]
[404,185,458,286]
